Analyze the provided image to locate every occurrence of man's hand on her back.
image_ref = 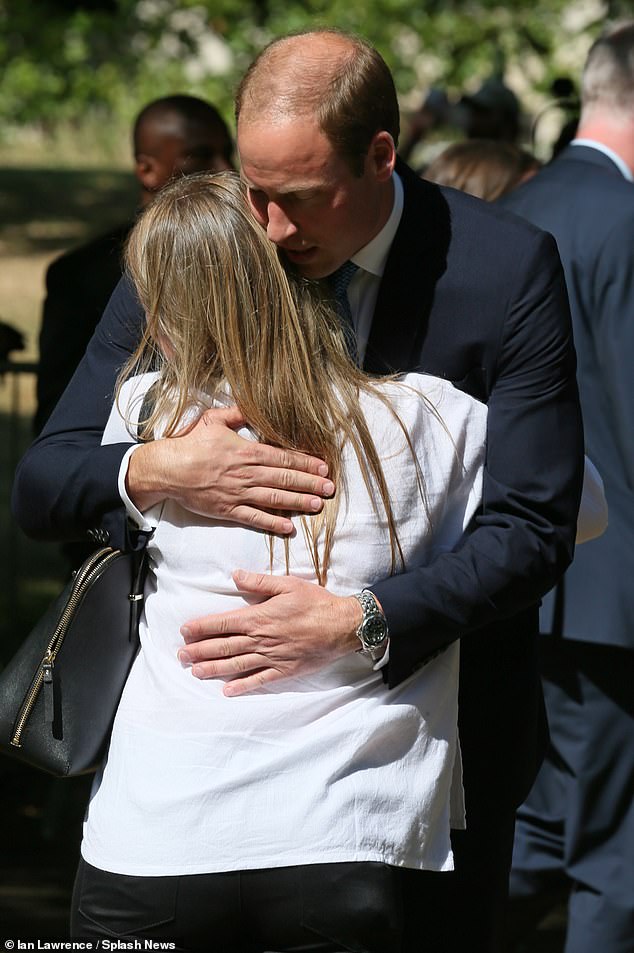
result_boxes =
[178,570,363,695]
[126,405,334,535]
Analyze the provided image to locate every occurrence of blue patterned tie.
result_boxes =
[329,260,359,363]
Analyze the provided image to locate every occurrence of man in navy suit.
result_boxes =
[13,30,584,952]
[500,22,634,953]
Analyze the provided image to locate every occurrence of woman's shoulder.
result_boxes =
[365,372,487,427]
[115,375,250,441]
[352,373,486,476]
[102,372,161,446]
[117,371,161,409]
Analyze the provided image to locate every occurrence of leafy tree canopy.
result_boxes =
[0,0,626,152]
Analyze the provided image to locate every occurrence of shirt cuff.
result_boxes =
[118,444,156,532]
[373,640,390,671]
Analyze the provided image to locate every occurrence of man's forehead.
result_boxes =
[238,118,338,177]
[239,115,316,142]
[240,172,328,199]
[239,159,340,199]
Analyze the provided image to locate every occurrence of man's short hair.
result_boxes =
[581,21,634,119]
[235,30,400,176]
[133,94,232,161]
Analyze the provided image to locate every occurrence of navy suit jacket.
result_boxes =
[35,222,132,434]
[13,162,584,809]
[500,145,634,652]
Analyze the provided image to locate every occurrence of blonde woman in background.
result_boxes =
[71,171,487,952]
[423,139,540,202]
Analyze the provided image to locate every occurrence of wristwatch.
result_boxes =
[353,589,389,662]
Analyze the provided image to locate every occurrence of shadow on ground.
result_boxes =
[0,763,91,937]
[0,167,137,254]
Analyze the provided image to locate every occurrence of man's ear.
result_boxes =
[369,131,397,182]
[135,154,161,192]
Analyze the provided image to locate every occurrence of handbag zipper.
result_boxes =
[10,547,121,748]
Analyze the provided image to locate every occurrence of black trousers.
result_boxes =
[72,812,516,953]
[71,858,445,952]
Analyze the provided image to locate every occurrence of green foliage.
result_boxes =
[0,0,612,154]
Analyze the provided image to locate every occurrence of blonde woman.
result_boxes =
[423,139,540,202]
[72,172,487,952]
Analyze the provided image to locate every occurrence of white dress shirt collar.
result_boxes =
[350,172,404,277]
[570,139,634,182]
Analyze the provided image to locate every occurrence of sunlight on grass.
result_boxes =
[1,120,130,171]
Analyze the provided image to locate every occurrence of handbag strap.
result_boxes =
[129,385,154,635]
[128,548,150,642]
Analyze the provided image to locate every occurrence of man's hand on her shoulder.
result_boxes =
[177,571,363,695]
[126,405,334,534]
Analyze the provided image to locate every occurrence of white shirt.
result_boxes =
[82,372,487,877]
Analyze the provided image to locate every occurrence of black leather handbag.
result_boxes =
[0,546,147,777]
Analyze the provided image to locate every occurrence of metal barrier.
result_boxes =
[0,357,39,455]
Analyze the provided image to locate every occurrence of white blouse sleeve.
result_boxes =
[399,374,488,561]
[101,373,161,531]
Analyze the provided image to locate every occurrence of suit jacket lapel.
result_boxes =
[364,161,451,375]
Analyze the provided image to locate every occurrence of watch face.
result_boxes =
[362,615,388,647]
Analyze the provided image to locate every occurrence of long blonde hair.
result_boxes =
[121,171,427,583]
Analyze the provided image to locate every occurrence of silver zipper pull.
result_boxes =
[42,654,55,723]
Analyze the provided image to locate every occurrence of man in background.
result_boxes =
[500,21,634,953]
[35,94,233,433]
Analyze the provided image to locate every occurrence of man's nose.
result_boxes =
[266,202,298,243]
